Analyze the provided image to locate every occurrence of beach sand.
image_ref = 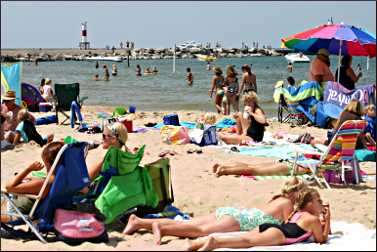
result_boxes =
[1,107,375,250]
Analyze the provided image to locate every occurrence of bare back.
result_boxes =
[258,196,294,222]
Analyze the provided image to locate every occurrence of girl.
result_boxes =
[1,141,65,222]
[123,177,308,245]
[218,91,267,144]
[239,64,257,95]
[224,65,239,113]
[209,67,225,114]
[13,109,54,147]
[185,187,331,251]
[41,78,54,102]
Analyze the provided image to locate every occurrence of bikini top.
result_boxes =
[285,211,313,245]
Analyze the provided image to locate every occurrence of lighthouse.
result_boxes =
[79,21,90,50]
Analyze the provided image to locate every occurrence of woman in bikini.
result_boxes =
[224,65,239,113]
[209,67,225,114]
[123,177,308,245]
[185,187,331,251]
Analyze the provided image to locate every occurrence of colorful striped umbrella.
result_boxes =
[282,23,376,58]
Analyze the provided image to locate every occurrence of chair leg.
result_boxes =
[341,161,347,186]
[2,193,47,243]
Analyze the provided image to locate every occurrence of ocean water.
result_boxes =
[21,55,376,117]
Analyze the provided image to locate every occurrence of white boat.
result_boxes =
[85,56,123,62]
[284,53,310,63]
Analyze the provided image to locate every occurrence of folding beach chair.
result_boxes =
[292,120,367,189]
[1,142,90,243]
[54,83,88,125]
[90,145,159,224]
[278,94,307,125]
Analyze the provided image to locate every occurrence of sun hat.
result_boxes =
[1,90,16,101]
[45,78,52,84]
[317,48,330,57]
[213,66,222,75]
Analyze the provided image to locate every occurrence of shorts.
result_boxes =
[7,195,35,215]
[215,207,282,231]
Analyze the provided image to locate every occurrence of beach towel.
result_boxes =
[212,221,375,251]
[216,118,236,129]
[154,121,197,130]
[355,149,376,162]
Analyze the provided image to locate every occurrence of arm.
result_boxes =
[238,75,246,96]
[346,68,361,83]
[309,208,331,244]
[5,161,45,195]
[250,108,267,125]
[88,158,105,181]
[12,131,22,145]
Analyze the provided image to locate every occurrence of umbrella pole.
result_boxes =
[337,40,342,84]
[367,56,370,71]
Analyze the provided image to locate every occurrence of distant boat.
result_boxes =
[196,54,217,62]
[284,53,310,63]
[85,56,123,62]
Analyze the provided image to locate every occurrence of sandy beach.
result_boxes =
[1,106,375,251]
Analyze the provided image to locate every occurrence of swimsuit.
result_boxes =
[215,79,224,96]
[216,207,282,231]
[246,114,265,142]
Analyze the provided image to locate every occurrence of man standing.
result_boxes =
[308,48,334,83]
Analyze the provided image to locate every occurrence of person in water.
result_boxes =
[186,68,194,86]
[209,66,225,114]
[136,65,142,77]
[112,64,118,77]
[103,65,110,81]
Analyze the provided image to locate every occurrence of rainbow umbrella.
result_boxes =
[282,23,376,57]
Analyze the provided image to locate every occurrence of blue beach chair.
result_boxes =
[1,142,90,243]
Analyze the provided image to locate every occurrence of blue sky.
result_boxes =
[1,1,376,49]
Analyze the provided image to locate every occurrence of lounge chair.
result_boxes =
[1,142,90,243]
[54,83,88,125]
[292,120,367,189]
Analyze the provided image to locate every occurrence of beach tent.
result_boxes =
[1,62,22,105]
[22,82,46,112]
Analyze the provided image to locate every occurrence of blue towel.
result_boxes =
[216,118,236,129]
[143,204,191,220]
[153,121,197,129]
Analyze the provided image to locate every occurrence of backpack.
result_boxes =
[163,114,180,126]
[54,209,108,245]
[199,125,218,146]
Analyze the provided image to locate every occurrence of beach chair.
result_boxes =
[54,83,88,125]
[91,145,159,224]
[1,142,90,243]
[278,94,307,125]
[292,120,367,189]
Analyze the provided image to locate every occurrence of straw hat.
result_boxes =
[317,48,330,57]
[45,78,52,85]
[213,66,222,75]
[1,90,16,101]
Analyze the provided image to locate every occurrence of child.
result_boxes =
[363,104,376,144]
[13,109,54,147]
[286,76,297,94]
[41,78,54,102]
[186,68,194,86]
[1,141,65,222]
[196,112,217,129]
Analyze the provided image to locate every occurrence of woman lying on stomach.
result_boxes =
[184,187,331,251]
[123,177,308,245]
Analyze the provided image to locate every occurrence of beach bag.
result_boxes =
[199,125,218,146]
[160,125,190,145]
[54,209,108,245]
[163,114,180,126]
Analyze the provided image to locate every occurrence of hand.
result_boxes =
[322,205,331,221]
[27,161,44,172]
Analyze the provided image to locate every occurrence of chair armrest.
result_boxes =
[290,144,323,156]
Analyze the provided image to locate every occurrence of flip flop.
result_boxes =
[159,150,170,157]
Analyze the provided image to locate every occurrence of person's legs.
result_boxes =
[215,95,223,114]
[152,215,240,244]
[239,113,251,136]
[197,228,285,251]
[124,213,219,235]
[218,132,251,145]
[70,101,83,128]
[213,161,291,177]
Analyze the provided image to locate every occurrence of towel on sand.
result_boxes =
[211,221,375,251]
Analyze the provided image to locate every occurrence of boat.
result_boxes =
[195,54,217,62]
[284,53,310,63]
[85,56,123,62]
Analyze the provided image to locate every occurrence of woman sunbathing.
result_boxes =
[212,158,310,177]
[1,141,64,222]
[184,187,331,251]
[123,177,308,245]
[87,122,130,181]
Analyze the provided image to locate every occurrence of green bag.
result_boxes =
[102,145,145,175]
[112,106,127,117]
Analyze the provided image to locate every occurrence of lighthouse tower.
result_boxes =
[79,21,90,50]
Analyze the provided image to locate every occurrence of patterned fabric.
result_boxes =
[215,207,282,231]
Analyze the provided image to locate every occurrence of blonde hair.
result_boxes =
[243,91,259,105]
[344,99,363,116]
[17,109,33,122]
[204,112,217,125]
[365,104,375,113]
[226,65,238,79]
[105,122,128,147]
[286,187,321,222]
[270,177,308,201]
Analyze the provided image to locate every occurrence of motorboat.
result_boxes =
[284,53,310,63]
[195,54,217,62]
[85,56,123,62]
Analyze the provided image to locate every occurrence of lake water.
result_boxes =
[21,55,376,117]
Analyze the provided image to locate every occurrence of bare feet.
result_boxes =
[198,236,217,251]
[183,239,194,251]
[122,214,139,235]
[152,222,162,245]
[212,163,220,174]
[183,238,206,251]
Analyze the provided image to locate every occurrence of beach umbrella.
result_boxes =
[281,23,376,82]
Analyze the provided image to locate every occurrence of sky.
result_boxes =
[1,1,376,49]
